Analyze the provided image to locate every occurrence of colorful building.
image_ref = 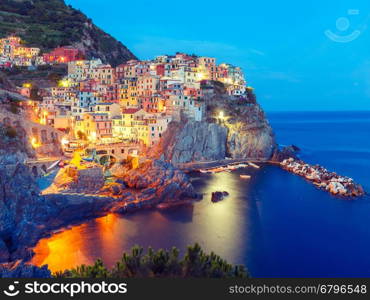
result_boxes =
[43,46,83,64]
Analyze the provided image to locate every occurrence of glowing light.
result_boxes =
[219,111,224,119]
[196,72,207,81]
[40,110,48,125]
[88,132,97,141]
[23,83,32,88]
[58,79,71,88]
[30,137,41,148]
[61,137,69,146]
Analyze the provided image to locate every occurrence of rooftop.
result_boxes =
[122,108,141,114]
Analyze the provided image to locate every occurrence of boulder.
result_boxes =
[117,159,200,205]
[272,145,300,162]
[211,191,229,202]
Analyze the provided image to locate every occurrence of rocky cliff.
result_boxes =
[151,86,276,164]
[0,0,136,66]
[115,159,199,205]
[224,104,276,160]
[151,121,228,164]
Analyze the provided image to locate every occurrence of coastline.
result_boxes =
[1,153,365,276]
[177,158,365,197]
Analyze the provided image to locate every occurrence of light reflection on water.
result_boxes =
[31,169,256,273]
[30,112,370,277]
[32,164,370,277]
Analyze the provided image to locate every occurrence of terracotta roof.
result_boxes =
[122,108,141,114]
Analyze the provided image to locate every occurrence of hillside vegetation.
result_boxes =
[55,244,249,278]
[0,0,136,66]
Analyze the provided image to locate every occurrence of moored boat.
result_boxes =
[248,162,260,169]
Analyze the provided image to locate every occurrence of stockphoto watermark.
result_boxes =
[325,9,361,43]
[2,280,128,298]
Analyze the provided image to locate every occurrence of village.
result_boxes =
[0,35,250,167]
[1,35,364,199]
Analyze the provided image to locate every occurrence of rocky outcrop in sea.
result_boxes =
[111,159,201,212]
[281,158,365,197]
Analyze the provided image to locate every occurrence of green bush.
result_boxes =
[54,243,249,278]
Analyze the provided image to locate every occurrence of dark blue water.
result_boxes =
[33,111,370,277]
[267,111,370,192]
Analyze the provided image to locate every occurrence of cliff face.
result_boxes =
[0,0,136,66]
[225,104,275,160]
[0,163,47,262]
[153,121,228,164]
[151,92,276,164]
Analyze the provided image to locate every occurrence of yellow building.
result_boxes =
[112,108,149,145]
[74,112,112,142]
[13,46,40,58]
[196,56,217,81]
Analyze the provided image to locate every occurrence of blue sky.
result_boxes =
[66,0,370,111]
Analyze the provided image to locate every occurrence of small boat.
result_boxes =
[248,162,260,169]
[208,167,224,173]
[240,175,251,179]
[46,159,61,171]
[237,163,249,168]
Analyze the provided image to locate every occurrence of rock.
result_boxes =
[281,158,365,197]
[73,167,105,192]
[46,166,105,194]
[117,159,200,205]
[0,238,9,263]
[211,191,229,202]
[272,145,300,162]
[170,121,228,163]
[0,261,51,278]
[149,103,276,163]
[110,185,122,195]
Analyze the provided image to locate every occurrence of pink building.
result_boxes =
[43,46,84,64]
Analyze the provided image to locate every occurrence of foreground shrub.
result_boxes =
[54,243,249,278]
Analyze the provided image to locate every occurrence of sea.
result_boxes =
[32,111,370,277]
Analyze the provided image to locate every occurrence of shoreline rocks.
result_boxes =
[281,158,365,197]
[211,191,229,202]
[0,158,201,272]
[0,260,51,278]
[111,160,201,213]
[271,145,300,162]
